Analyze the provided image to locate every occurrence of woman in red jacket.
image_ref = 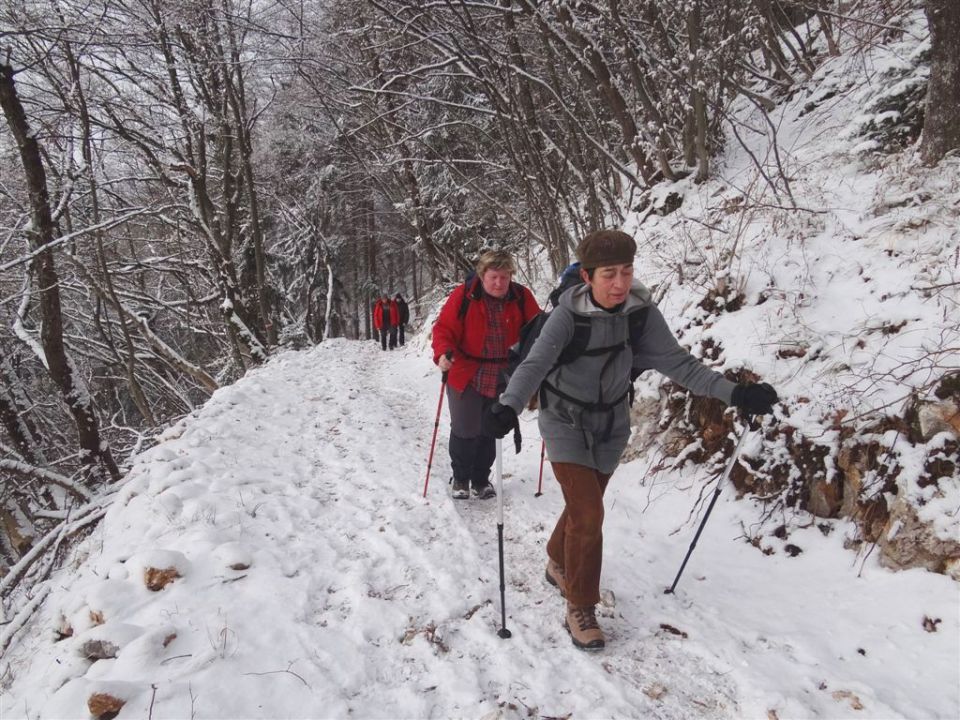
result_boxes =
[431,250,540,499]
[373,295,393,351]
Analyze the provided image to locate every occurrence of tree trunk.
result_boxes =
[920,0,960,165]
[687,2,710,182]
[0,62,119,484]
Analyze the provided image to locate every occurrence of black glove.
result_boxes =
[482,402,518,439]
[731,382,778,415]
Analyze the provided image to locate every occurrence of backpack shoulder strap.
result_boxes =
[506,281,527,318]
[457,278,478,320]
[556,315,592,365]
[627,306,650,353]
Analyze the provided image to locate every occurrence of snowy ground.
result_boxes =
[1,338,956,720]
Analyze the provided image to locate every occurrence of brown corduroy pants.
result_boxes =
[546,462,613,607]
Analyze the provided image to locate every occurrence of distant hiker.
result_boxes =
[388,296,401,350]
[395,294,410,346]
[432,250,541,500]
[373,295,393,351]
[482,229,778,651]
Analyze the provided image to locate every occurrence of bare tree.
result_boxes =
[920,0,960,165]
[0,62,120,485]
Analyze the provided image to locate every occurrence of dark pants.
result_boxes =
[380,327,392,351]
[547,462,614,607]
[389,327,398,349]
[398,324,405,346]
[447,384,496,488]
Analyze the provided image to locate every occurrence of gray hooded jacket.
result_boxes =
[500,281,735,473]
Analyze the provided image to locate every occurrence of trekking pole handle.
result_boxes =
[441,350,453,383]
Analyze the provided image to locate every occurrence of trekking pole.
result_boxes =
[495,437,511,639]
[422,352,452,498]
[535,440,546,497]
[664,423,750,595]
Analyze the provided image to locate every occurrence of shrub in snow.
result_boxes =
[842,41,930,155]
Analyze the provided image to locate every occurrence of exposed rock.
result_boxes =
[837,445,865,519]
[88,693,124,720]
[917,399,960,441]
[836,442,891,542]
[80,639,119,660]
[878,495,960,578]
[807,478,842,518]
[55,615,73,641]
[654,191,683,216]
[143,566,180,591]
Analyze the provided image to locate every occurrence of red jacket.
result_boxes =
[431,277,540,392]
[373,299,391,330]
[389,299,400,326]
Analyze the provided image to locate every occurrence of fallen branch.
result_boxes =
[0,582,51,655]
[241,663,310,688]
[0,504,107,598]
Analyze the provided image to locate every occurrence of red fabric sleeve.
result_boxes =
[431,287,465,364]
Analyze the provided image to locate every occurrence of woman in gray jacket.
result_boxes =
[483,229,777,651]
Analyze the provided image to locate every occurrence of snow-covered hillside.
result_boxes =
[620,8,959,581]
[0,340,957,719]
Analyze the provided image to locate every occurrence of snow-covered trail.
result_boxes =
[2,339,734,719]
[3,337,957,720]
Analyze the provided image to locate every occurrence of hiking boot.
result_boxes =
[472,480,496,500]
[545,559,566,597]
[451,477,470,500]
[564,603,605,651]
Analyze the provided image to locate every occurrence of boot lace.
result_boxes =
[572,606,599,631]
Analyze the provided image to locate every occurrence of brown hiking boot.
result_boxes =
[564,603,605,651]
[545,559,566,597]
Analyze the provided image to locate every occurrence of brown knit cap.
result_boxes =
[576,230,637,270]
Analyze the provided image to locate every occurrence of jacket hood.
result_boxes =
[559,279,653,316]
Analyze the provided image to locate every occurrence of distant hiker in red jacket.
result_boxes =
[388,297,400,350]
[394,294,410,346]
[373,295,393,351]
[431,250,540,499]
